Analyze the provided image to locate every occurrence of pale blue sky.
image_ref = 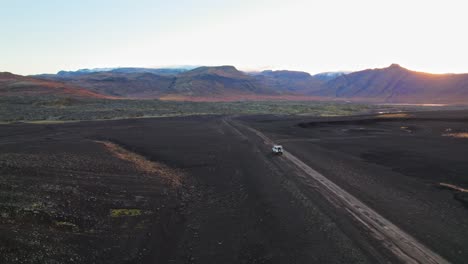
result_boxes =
[1,0,467,75]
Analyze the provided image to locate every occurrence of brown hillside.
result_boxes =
[0,72,110,98]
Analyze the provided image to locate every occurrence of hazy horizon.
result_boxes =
[8,63,456,77]
[1,0,467,75]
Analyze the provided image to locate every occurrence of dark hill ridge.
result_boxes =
[36,67,194,78]
[260,70,312,79]
[44,71,176,98]
[256,70,324,94]
[168,66,278,97]
[318,64,468,103]
[180,66,249,79]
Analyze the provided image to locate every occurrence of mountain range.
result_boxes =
[1,64,467,103]
[316,64,468,103]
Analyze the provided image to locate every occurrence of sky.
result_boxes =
[1,0,467,75]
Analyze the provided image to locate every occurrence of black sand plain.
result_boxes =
[1,110,468,263]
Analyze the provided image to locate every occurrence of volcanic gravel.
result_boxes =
[1,111,467,263]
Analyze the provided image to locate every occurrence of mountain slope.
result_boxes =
[45,72,176,98]
[255,70,324,94]
[168,66,277,97]
[35,67,194,78]
[313,71,349,82]
[0,72,109,98]
[317,64,468,103]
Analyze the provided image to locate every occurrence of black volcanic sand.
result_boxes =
[0,116,389,264]
[241,110,468,263]
[1,111,468,264]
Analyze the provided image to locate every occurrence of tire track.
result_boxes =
[225,117,450,264]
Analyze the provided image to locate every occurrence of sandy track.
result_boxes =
[226,118,450,264]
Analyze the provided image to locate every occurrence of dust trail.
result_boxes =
[95,140,182,187]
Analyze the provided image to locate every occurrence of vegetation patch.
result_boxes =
[110,209,142,217]
[377,113,409,118]
[0,96,390,123]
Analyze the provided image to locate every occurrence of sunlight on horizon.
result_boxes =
[1,0,467,75]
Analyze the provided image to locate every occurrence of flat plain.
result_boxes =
[1,110,468,263]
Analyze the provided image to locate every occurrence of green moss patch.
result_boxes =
[110,209,142,217]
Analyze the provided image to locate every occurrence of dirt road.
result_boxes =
[226,118,449,264]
